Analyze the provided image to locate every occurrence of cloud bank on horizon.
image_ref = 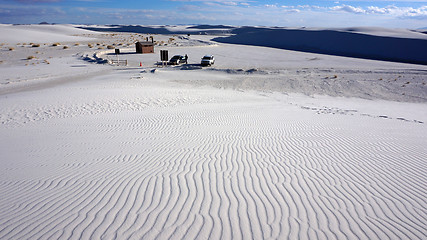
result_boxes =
[0,0,426,28]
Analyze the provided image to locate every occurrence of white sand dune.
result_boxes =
[1,71,426,239]
[0,24,99,44]
[0,25,426,239]
[335,26,427,39]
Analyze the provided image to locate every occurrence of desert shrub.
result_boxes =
[9,47,15,51]
[52,43,60,46]
[74,43,80,46]
[27,56,36,60]
[88,43,93,48]
[98,47,104,49]
[63,46,69,49]
[107,45,115,49]
[32,44,40,47]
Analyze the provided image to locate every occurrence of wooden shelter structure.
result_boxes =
[135,41,154,54]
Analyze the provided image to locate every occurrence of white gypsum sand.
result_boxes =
[0,25,426,239]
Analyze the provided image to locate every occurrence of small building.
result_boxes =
[135,41,154,54]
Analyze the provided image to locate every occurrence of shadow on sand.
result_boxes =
[80,25,174,34]
[213,27,427,65]
[153,62,204,70]
[79,25,232,35]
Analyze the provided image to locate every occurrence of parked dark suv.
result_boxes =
[169,55,185,65]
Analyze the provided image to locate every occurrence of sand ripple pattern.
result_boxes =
[0,101,426,239]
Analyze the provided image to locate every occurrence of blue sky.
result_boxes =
[0,0,426,28]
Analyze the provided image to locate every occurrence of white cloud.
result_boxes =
[223,2,238,6]
[366,6,391,14]
[330,5,366,14]
[280,6,300,13]
[400,6,427,18]
[264,4,278,8]
[329,4,427,19]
